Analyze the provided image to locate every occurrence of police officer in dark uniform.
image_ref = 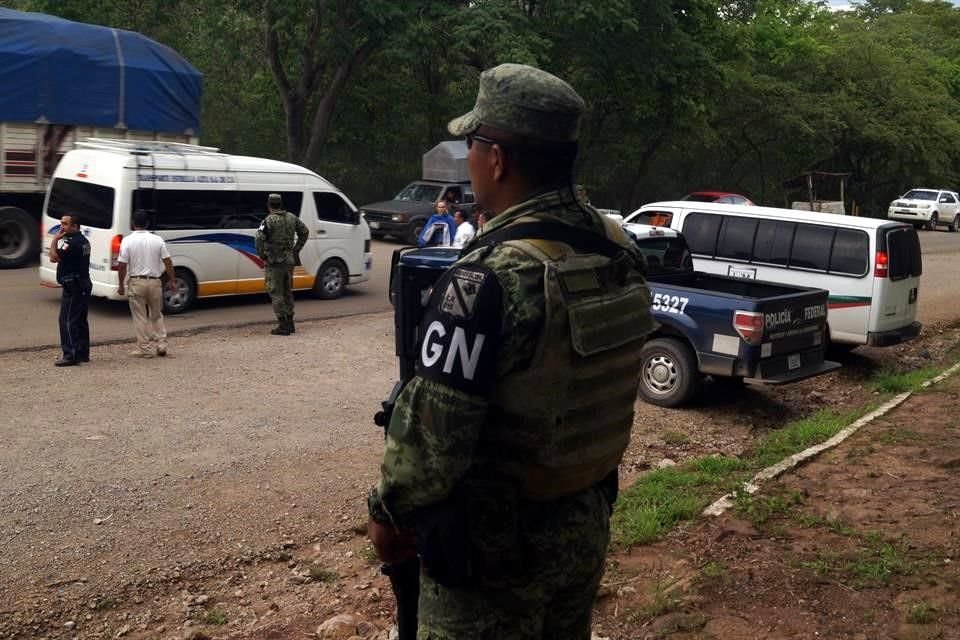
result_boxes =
[48,214,92,366]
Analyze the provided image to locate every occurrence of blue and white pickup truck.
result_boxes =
[626,223,839,406]
[385,223,839,409]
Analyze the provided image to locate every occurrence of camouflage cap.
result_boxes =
[448,63,585,143]
[267,193,283,208]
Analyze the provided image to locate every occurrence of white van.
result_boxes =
[39,139,372,312]
[624,201,922,347]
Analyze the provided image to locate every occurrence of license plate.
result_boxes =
[369,221,380,229]
[788,353,801,370]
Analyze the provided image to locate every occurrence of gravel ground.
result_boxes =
[1,312,958,639]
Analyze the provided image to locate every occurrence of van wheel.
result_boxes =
[950,215,960,233]
[0,206,38,268]
[925,213,938,231]
[638,338,702,407]
[163,268,196,314]
[314,259,346,299]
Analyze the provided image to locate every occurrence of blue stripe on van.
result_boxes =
[167,233,264,268]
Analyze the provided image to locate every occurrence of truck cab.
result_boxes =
[359,141,474,244]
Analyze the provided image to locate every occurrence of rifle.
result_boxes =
[373,246,461,640]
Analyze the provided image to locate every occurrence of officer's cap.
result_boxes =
[448,63,585,143]
[267,193,283,208]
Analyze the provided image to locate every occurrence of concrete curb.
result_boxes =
[703,360,960,517]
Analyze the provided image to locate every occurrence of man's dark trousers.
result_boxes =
[59,276,91,362]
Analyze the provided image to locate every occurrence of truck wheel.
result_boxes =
[950,215,960,233]
[638,338,702,407]
[0,206,39,268]
[313,259,347,299]
[405,221,425,245]
[925,213,938,231]
[163,268,196,314]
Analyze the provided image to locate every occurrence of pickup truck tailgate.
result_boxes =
[749,292,839,383]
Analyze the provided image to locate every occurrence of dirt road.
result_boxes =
[1,313,958,640]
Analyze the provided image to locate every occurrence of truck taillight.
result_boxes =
[874,250,888,278]
[733,310,764,345]
[110,234,123,270]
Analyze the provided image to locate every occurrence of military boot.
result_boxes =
[286,314,296,334]
[271,316,290,335]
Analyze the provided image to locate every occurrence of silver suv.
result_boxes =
[887,188,960,232]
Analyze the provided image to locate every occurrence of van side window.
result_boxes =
[753,220,795,266]
[135,189,304,230]
[717,216,757,261]
[790,225,834,271]
[313,192,355,224]
[682,213,722,256]
[146,190,237,230]
[237,191,303,222]
[829,229,868,275]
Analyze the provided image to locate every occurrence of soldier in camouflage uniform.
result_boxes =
[368,63,655,639]
[255,193,309,335]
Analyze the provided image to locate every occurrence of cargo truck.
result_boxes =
[0,7,202,268]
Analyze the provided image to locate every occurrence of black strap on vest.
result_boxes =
[466,220,627,259]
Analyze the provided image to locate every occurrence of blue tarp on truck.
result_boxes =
[0,8,202,135]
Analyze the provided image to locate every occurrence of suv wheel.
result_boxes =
[951,215,960,233]
[926,213,938,231]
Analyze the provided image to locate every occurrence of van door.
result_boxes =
[870,225,921,341]
[309,191,364,278]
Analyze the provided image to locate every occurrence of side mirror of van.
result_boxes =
[352,210,362,225]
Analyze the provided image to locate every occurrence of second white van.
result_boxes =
[624,201,922,348]
[39,139,372,312]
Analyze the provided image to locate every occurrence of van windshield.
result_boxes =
[47,178,115,229]
[394,183,442,203]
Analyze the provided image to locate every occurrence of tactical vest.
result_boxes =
[256,211,296,265]
[476,214,655,500]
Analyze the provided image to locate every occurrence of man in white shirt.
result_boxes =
[452,209,476,248]
[116,210,177,357]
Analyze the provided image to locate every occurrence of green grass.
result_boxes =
[308,563,338,583]
[877,427,921,445]
[846,540,914,585]
[613,456,744,546]
[612,355,960,549]
[733,487,804,526]
[872,366,942,394]
[91,596,117,610]
[700,561,729,581]
[907,602,937,624]
[797,536,915,587]
[203,609,229,625]
[748,409,860,469]
[627,574,683,622]
[661,431,690,445]
[614,410,854,546]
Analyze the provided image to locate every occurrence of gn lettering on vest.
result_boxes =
[421,320,486,380]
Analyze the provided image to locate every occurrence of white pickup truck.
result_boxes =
[887,188,960,232]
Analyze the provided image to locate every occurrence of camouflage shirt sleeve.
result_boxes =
[292,214,309,253]
[368,246,546,523]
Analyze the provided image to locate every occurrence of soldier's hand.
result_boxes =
[368,518,417,564]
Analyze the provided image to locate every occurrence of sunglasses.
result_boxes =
[465,133,509,149]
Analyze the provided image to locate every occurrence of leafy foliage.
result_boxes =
[5,0,960,210]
